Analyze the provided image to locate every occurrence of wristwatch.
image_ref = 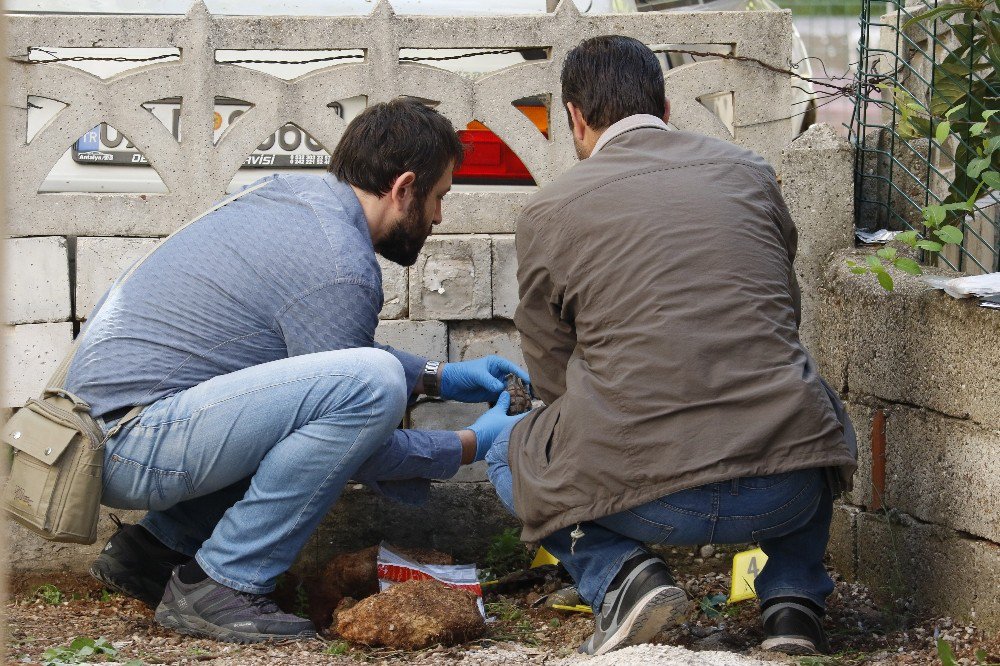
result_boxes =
[422,360,442,397]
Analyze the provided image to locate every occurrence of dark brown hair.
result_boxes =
[329,98,465,197]
[561,35,666,130]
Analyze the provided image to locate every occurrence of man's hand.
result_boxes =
[441,355,530,403]
[461,393,530,462]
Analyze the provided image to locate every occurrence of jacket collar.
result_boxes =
[592,114,670,155]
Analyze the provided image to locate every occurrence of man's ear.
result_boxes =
[566,102,588,143]
[389,171,417,211]
[663,98,671,126]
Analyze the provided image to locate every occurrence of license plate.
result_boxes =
[72,99,341,168]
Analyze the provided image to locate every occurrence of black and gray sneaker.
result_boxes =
[579,553,691,655]
[154,568,317,643]
[89,515,189,608]
[761,600,830,655]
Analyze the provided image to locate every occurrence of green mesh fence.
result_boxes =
[852,0,1000,275]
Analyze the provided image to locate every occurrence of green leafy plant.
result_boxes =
[851,105,1000,289]
[41,637,118,665]
[483,528,533,579]
[34,583,64,605]
[323,640,349,656]
[697,592,731,619]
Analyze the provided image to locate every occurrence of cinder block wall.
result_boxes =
[785,125,1000,630]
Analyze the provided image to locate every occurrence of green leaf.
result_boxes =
[936,225,965,244]
[903,4,967,27]
[877,246,898,261]
[850,267,869,274]
[971,121,988,135]
[982,170,1000,190]
[923,205,947,227]
[877,270,895,291]
[938,639,959,666]
[916,239,944,251]
[968,157,991,179]
[975,648,988,665]
[936,120,952,143]
[945,103,967,118]
[984,110,998,121]
[894,257,923,275]
[986,135,1000,155]
[896,230,919,246]
[68,637,94,651]
[866,255,884,270]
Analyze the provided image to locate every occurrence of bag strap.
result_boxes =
[45,180,272,394]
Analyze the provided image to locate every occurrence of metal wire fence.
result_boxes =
[851,0,1000,275]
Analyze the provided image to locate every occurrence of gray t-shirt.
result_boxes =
[66,173,460,497]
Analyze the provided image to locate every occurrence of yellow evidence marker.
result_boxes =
[530,546,560,568]
[728,547,769,603]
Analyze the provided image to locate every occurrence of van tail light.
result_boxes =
[453,104,548,185]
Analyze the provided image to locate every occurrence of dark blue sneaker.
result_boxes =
[155,567,316,643]
[89,515,188,608]
[579,554,690,655]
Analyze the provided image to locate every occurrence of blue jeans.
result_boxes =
[97,348,408,594]
[486,429,834,612]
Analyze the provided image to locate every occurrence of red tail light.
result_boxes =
[454,106,548,185]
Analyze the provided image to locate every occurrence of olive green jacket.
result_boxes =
[509,122,856,541]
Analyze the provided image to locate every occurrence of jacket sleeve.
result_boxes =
[513,210,576,405]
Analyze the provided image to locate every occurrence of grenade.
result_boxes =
[505,373,533,415]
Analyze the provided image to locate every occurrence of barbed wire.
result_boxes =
[12,44,871,123]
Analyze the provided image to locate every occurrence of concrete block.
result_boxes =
[2,323,74,408]
[448,320,525,367]
[828,503,860,581]
[410,400,491,482]
[882,405,1000,543]
[378,256,407,320]
[3,237,70,324]
[491,235,518,319]
[294,481,518,577]
[781,125,854,391]
[8,509,143,574]
[409,236,492,321]
[831,253,1000,427]
[375,320,447,361]
[857,512,1000,630]
[75,237,161,321]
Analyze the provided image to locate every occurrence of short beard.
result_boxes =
[375,195,430,267]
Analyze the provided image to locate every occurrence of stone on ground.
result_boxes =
[334,579,485,649]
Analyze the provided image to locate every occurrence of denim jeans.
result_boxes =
[486,428,834,612]
[97,348,408,594]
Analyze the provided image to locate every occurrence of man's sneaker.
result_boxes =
[155,568,317,643]
[761,600,830,655]
[89,515,189,608]
[579,553,691,655]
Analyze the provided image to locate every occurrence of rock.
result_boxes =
[334,579,485,649]
[699,545,716,559]
[506,373,532,415]
[309,545,454,633]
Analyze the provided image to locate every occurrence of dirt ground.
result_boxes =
[5,545,999,665]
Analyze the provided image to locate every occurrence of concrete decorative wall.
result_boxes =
[4,3,797,571]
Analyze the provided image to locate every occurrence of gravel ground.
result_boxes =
[6,545,999,665]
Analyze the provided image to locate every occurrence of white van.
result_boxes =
[11,0,813,194]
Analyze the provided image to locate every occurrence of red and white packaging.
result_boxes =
[376,542,486,617]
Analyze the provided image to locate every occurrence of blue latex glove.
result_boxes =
[467,392,530,461]
[440,355,531,403]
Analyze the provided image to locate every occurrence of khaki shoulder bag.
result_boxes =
[1,181,269,544]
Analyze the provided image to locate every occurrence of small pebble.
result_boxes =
[699,545,716,558]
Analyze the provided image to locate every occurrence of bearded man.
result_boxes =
[67,98,527,642]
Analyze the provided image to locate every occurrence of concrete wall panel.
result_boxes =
[1,322,74,407]
[408,236,492,321]
[3,237,70,325]
[491,235,518,320]
[75,237,161,321]
[374,319,447,361]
